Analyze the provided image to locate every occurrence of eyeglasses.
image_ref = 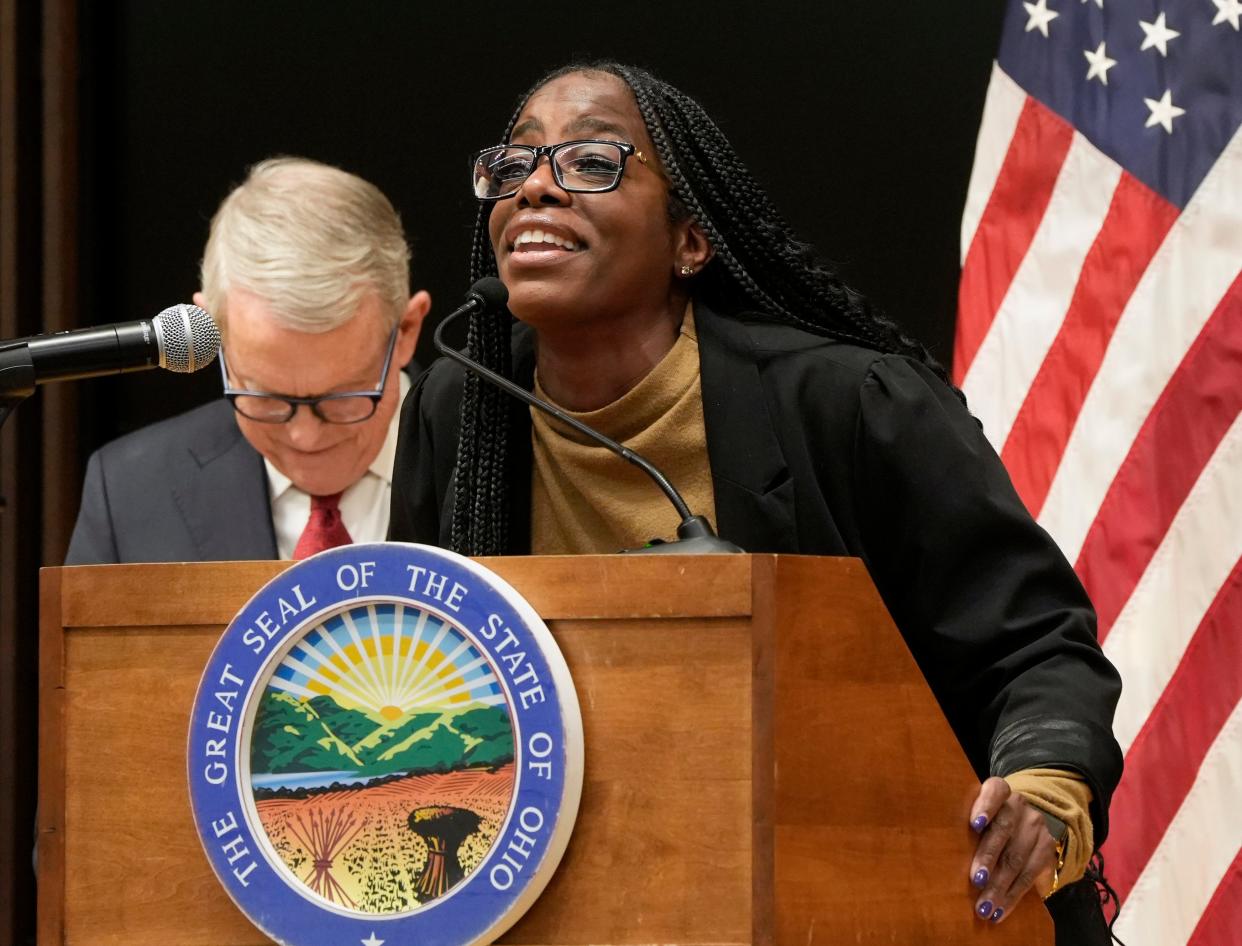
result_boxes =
[471,139,649,201]
[219,323,399,424]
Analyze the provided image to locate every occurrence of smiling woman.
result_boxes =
[480,74,712,414]
[388,62,1123,945]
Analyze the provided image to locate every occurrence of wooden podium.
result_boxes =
[38,554,1052,945]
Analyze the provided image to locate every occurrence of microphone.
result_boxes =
[0,304,221,394]
[435,278,742,555]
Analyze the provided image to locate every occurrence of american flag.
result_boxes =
[955,1,1241,943]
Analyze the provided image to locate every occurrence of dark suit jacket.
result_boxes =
[390,301,1123,838]
[65,399,278,564]
[391,303,1123,940]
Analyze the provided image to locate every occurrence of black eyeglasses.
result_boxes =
[471,139,649,201]
[219,323,399,424]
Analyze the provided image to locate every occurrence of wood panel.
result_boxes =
[39,555,1053,945]
[50,616,753,946]
[758,556,1052,944]
[43,557,757,945]
[499,616,751,944]
[62,624,251,945]
[57,554,753,626]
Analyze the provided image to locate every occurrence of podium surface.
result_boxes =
[39,554,1051,945]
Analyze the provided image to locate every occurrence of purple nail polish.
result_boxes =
[971,814,989,832]
[991,908,1004,922]
[977,900,993,919]
[972,868,989,888]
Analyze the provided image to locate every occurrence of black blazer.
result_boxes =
[65,399,277,564]
[390,302,1123,828]
[390,301,1123,942]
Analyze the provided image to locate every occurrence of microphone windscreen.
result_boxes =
[154,303,221,373]
[468,277,509,312]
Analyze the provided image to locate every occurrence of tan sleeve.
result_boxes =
[1004,768,1095,888]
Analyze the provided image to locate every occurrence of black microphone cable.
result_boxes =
[435,279,742,555]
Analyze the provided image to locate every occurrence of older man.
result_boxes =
[65,157,429,563]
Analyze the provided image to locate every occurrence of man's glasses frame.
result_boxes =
[472,139,649,201]
[219,322,399,425]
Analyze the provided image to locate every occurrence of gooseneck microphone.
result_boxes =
[435,278,742,555]
[0,304,220,396]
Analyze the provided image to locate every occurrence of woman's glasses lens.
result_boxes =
[474,149,535,198]
[557,142,625,190]
[473,141,627,199]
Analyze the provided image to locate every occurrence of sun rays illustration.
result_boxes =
[265,603,506,721]
[247,603,517,914]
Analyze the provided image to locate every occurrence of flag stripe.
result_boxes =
[1000,173,1180,516]
[962,8,1242,942]
[1112,701,1242,946]
[1037,126,1242,564]
[954,97,1074,381]
[961,63,1028,265]
[1186,848,1242,946]
[1078,275,1242,638]
[1100,556,1242,902]
[1104,411,1242,756]
[961,132,1121,447]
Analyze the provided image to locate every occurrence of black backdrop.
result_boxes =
[75,0,1005,453]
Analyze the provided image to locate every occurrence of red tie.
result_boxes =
[292,491,353,560]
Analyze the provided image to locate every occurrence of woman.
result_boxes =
[390,62,1122,941]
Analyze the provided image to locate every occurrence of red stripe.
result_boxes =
[1074,273,1242,640]
[1000,174,1179,517]
[954,98,1074,382]
[1186,847,1242,946]
[1101,557,1242,903]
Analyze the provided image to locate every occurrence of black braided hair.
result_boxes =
[450,61,953,555]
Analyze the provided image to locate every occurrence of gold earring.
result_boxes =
[679,264,695,276]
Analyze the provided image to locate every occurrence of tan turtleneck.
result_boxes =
[530,307,715,554]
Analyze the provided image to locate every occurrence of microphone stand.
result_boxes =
[435,301,742,555]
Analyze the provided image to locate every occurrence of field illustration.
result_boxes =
[246,602,516,914]
[255,765,514,913]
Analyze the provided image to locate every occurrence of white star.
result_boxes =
[1084,42,1118,84]
[1139,12,1181,56]
[1213,0,1242,30]
[1024,0,1060,36]
[1144,89,1187,134]
[361,934,384,946]
[1081,0,1103,7]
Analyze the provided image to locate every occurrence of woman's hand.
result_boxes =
[967,776,1059,923]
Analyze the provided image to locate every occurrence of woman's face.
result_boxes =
[487,71,700,330]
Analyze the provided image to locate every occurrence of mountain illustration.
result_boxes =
[249,691,513,777]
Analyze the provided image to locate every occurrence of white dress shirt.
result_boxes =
[265,372,410,559]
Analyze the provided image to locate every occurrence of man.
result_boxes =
[65,157,430,563]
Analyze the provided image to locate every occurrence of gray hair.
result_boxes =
[200,157,410,334]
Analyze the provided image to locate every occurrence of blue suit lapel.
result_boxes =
[173,402,278,560]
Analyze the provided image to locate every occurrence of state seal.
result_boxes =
[187,543,583,946]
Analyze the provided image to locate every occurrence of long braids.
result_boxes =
[609,62,950,377]
[448,61,953,556]
[448,93,533,555]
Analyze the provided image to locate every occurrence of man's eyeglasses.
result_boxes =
[219,323,399,424]
[471,139,649,201]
